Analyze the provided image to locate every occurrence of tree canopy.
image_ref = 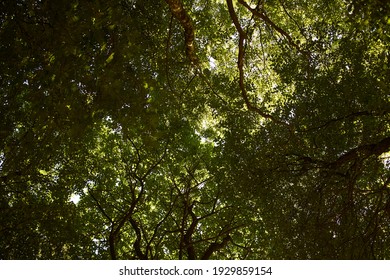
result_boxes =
[1,0,390,259]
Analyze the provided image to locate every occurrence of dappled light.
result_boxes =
[1,0,390,259]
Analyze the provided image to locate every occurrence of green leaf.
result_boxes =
[105,52,115,64]
[38,169,48,176]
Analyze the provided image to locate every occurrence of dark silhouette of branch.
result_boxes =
[201,235,232,259]
[238,0,307,55]
[298,111,381,132]
[292,136,390,172]
[146,193,178,259]
[278,0,305,36]
[87,188,113,224]
[183,204,198,259]
[330,136,390,169]
[107,143,168,259]
[87,187,118,259]
[129,216,148,259]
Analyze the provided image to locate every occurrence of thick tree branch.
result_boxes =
[331,136,390,169]
[164,0,199,65]
[129,216,148,259]
[226,0,247,42]
[183,204,198,259]
[164,0,228,106]
[293,136,390,172]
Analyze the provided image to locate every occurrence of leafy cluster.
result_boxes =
[1,0,390,259]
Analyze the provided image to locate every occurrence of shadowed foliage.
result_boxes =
[1,0,390,259]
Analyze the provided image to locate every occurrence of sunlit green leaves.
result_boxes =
[1,0,390,260]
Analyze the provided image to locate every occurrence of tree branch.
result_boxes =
[226,0,289,126]
[129,216,148,259]
[238,0,306,55]
[292,136,390,172]
[331,137,390,169]
[201,235,232,260]
[87,187,117,260]
[164,0,199,65]
[87,188,113,224]
[183,204,198,259]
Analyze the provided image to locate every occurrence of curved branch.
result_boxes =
[164,0,199,65]
[331,136,390,169]
[183,204,198,259]
[292,136,390,172]
[226,0,289,126]
[278,0,306,38]
[201,235,232,260]
[164,0,228,106]
[226,0,247,42]
[238,0,306,55]
[129,216,148,260]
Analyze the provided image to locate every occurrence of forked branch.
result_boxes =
[238,0,306,55]
[226,0,289,126]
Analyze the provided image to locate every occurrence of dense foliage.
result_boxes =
[1,0,390,259]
